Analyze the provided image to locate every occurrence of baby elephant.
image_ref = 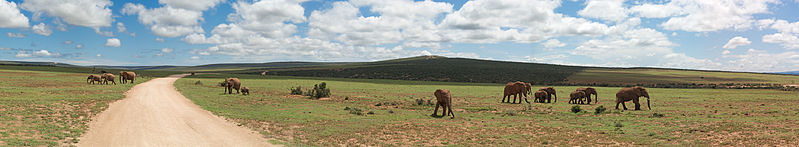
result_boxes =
[241,86,250,95]
[569,91,586,104]
[432,89,455,119]
[87,75,102,84]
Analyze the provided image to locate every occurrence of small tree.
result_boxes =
[290,86,303,95]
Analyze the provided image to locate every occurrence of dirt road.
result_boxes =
[78,74,275,146]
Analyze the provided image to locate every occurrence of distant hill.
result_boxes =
[4,56,799,88]
[0,60,78,67]
[777,71,799,75]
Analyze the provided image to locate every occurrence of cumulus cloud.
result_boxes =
[722,36,751,49]
[578,0,628,22]
[0,0,29,28]
[117,22,127,32]
[161,48,173,53]
[572,28,717,69]
[155,38,165,42]
[542,39,566,49]
[631,0,779,32]
[21,0,112,29]
[63,40,73,44]
[105,38,121,47]
[7,32,24,38]
[159,0,223,11]
[32,23,51,36]
[721,49,799,72]
[76,43,84,49]
[763,33,799,49]
[122,3,206,37]
[190,56,199,60]
[15,50,61,58]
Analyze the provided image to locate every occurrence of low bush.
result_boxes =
[290,86,303,95]
[305,82,331,99]
[571,105,582,113]
[594,105,606,114]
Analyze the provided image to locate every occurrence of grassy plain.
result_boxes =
[176,74,799,146]
[0,65,176,146]
[567,68,799,85]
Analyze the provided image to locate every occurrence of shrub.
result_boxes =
[194,80,202,85]
[652,113,665,118]
[594,105,607,114]
[414,98,435,106]
[367,111,375,115]
[290,86,303,95]
[614,122,624,128]
[305,82,331,99]
[348,107,363,115]
[571,105,582,113]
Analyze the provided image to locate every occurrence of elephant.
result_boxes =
[101,73,116,85]
[576,87,598,104]
[534,90,549,103]
[87,75,102,84]
[432,89,454,119]
[502,82,529,104]
[569,91,586,104]
[241,86,250,95]
[119,71,136,84]
[615,86,651,110]
[224,78,242,94]
[538,87,557,103]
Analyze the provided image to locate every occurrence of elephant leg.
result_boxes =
[587,96,592,104]
[615,102,620,109]
[621,102,628,110]
[442,105,447,116]
[512,94,517,104]
[633,98,641,110]
[432,103,440,117]
[502,95,506,103]
[447,105,455,119]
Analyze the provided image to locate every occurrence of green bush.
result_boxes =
[290,86,303,95]
[347,107,363,115]
[594,105,607,114]
[305,82,331,99]
[571,105,582,113]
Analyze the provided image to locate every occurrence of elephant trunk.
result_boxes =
[646,97,651,110]
[594,93,598,103]
[554,93,557,103]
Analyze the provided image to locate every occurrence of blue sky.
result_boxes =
[1,0,799,72]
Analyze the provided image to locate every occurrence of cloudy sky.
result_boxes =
[1,0,799,72]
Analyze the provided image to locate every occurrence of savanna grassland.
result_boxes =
[176,74,799,146]
[0,65,175,146]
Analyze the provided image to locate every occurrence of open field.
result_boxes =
[0,65,177,146]
[176,74,799,146]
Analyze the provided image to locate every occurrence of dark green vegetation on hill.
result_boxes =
[161,56,799,88]
[0,65,178,146]
[176,74,799,146]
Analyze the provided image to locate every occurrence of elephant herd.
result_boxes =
[86,71,136,85]
[500,81,651,110]
[223,78,249,95]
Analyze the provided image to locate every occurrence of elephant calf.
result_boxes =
[534,90,549,103]
[102,73,116,85]
[241,86,250,95]
[569,91,586,104]
[87,75,102,84]
[432,89,455,119]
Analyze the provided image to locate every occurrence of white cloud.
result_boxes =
[155,38,165,42]
[542,39,566,48]
[631,0,779,32]
[722,50,731,55]
[0,0,29,28]
[117,22,127,32]
[578,0,628,22]
[309,0,452,45]
[105,38,121,47]
[7,32,24,38]
[190,56,199,60]
[32,23,51,36]
[122,2,212,37]
[768,19,799,34]
[76,43,84,49]
[722,36,751,49]
[21,0,112,29]
[63,40,73,44]
[438,0,613,44]
[572,28,717,69]
[721,49,799,72]
[161,48,173,53]
[229,0,308,38]
[96,54,101,57]
[15,50,61,58]
[159,0,223,11]
[763,33,799,49]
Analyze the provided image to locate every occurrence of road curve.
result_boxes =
[78,74,276,146]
